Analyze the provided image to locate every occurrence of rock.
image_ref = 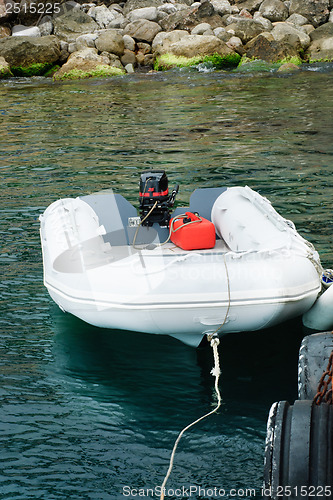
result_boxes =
[121,48,137,65]
[128,7,159,23]
[306,32,333,61]
[38,16,53,36]
[137,42,151,54]
[57,1,81,17]
[191,23,214,35]
[167,33,237,58]
[235,0,263,14]
[107,53,124,69]
[95,29,124,56]
[75,33,98,50]
[53,60,125,80]
[0,26,11,38]
[159,4,224,31]
[124,19,162,42]
[309,22,333,42]
[125,63,135,73]
[108,14,128,29]
[144,54,154,66]
[240,8,253,18]
[0,55,12,78]
[157,4,177,15]
[252,12,274,30]
[152,30,189,55]
[123,34,136,51]
[87,5,116,28]
[271,22,311,49]
[209,0,232,15]
[53,47,125,79]
[136,51,145,64]
[0,35,60,69]
[302,24,315,35]
[244,31,301,61]
[277,61,301,71]
[0,0,12,21]
[226,35,245,53]
[53,10,98,43]
[12,25,41,37]
[288,0,330,27]
[123,0,164,16]
[259,0,289,22]
[286,13,309,26]
[226,19,266,43]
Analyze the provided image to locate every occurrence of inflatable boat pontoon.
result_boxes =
[40,172,323,346]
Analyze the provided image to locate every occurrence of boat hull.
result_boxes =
[40,187,322,346]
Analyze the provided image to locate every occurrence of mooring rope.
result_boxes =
[159,336,221,500]
[159,254,230,500]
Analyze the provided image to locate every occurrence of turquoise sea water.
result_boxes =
[1,64,333,499]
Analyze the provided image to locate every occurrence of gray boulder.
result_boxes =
[87,5,116,29]
[124,19,162,42]
[128,7,159,23]
[152,30,189,54]
[123,34,136,51]
[309,22,333,42]
[53,48,124,79]
[259,0,289,22]
[306,23,333,60]
[210,0,232,15]
[306,37,333,61]
[95,29,125,56]
[288,0,330,27]
[167,34,237,58]
[226,19,266,43]
[235,0,264,14]
[191,23,215,35]
[75,33,98,50]
[12,25,41,37]
[123,0,164,16]
[245,31,301,61]
[53,10,98,43]
[0,35,60,67]
[285,13,309,26]
[38,16,53,36]
[271,22,311,49]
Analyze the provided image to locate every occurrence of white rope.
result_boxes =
[159,336,221,500]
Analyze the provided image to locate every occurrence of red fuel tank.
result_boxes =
[169,212,216,251]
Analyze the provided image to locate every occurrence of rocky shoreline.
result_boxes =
[1,0,333,80]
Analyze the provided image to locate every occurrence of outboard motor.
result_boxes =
[139,170,179,226]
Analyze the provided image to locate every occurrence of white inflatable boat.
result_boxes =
[40,175,323,347]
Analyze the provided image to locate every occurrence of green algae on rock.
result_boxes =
[11,62,54,77]
[154,52,241,71]
[53,64,125,81]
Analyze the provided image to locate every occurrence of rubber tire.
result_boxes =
[264,400,333,498]
[298,332,333,400]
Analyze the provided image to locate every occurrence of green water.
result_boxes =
[1,65,333,499]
